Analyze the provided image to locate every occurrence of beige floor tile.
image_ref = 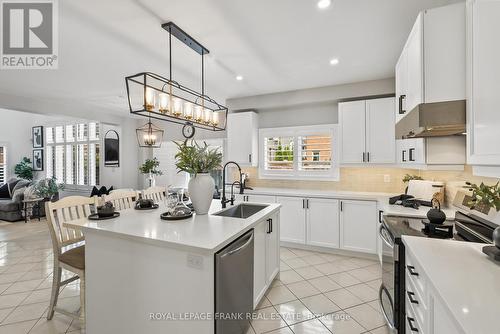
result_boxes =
[0,308,13,323]
[349,258,378,268]
[319,253,350,262]
[245,324,256,334]
[0,272,24,285]
[29,313,73,334]
[0,284,11,295]
[274,299,314,325]
[366,279,382,290]
[346,284,378,302]
[59,285,80,299]
[348,268,381,282]
[370,325,390,334]
[280,250,298,261]
[308,276,341,293]
[283,258,309,269]
[346,303,385,330]
[301,255,328,266]
[313,262,346,275]
[266,286,297,305]
[18,271,50,283]
[278,270,304,285]
[250,306,287,334]
[366,300,382,313]
[265,327,293,334]
[288,249,315,257]
[294,266,324,280]
[324,289,364,310]
[290,318,331,333]
[2,301,47,325]
[21,288,52,306]
[286,281,320,299]
[255,296,272,310]
[300,294,340,316]
[271,278,284,288]
[0,319,37,334]
[0,292,30,309]
[320,312,365,334]
[3,279,43,295]
[280,261,291,272]
[328,272,362,287]
[2,263,35,275]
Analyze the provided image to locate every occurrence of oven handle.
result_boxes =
[378,284,396,332]
[379,224,394,249]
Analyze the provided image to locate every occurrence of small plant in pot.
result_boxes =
[175,140,222,215]
[139,157,163,187]
[97,201,115,218]
[34,177,64,202]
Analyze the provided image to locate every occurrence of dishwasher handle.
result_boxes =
[220,232,254,258]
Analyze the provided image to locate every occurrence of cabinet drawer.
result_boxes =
[406,305,425,334]
[406,276,427,329]
[405,252,427,298]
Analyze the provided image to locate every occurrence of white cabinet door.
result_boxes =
[395,51,408,123]
[366,98,396,163]
[339,100,366,163]
[397,139,408,164]
[340,200,377,254]
[467,0,500,165]
[430,293,463,334]
[407,138,426,164]
[266,213,280,284]
[406,13,424,113]
[246,194,276,204]
[253,219,267,308]
[306,198,340,248]
[277,196,305,244]
[226,112,258,166]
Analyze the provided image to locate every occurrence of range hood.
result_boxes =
[395,100,466,139]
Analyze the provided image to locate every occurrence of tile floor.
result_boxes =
[0,219,389,334]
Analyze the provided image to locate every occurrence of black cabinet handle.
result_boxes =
[407,291,419,304]
[306,199,309,209]
[302,199,305,209]
[267,218,272,234]
[407,317,419,332]
[402,150,407,162]
[362,152,366,162]
[409,148,415,162]
[367,152,370,162]
[407,265,419,276]
[249,154,252,163]
[378,210,383,224]
[399,95,407,114]
[340,201,343,211]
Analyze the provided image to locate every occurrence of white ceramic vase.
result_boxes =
[188,173,214,215]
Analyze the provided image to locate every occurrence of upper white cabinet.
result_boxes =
[340,97,395,164]
[397,137,466,168]
[339,200,377,254]
[226,111,258,166]
[467,0,500,167]
[396,3,466,121]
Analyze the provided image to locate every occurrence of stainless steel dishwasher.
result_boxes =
[215,229,254,334]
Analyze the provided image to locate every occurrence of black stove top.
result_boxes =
[383,211,494,244]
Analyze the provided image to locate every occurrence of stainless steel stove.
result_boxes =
[378,191,498,333]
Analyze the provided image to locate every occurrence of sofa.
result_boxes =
[0,178,32,222]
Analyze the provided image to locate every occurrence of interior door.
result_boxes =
[339,100,366,163]
[277,196,306,244]
[366,98,396,163]
[306,198,340,248]
[340,200,377,254]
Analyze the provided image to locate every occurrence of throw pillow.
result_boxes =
[90,186,100,197]
[12,187,26,203]
[0,183,10,198]
[12,180,30,194]
[7,179,20,197]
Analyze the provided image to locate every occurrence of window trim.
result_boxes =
[259,124,339,181]
[0,144,6,185]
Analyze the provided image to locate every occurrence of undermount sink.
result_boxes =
[213,204,268,219]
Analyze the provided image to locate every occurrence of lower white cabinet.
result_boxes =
[277,196,306,244]
[253,212,280,308]
[339,200,377,254]
[306,198,340,248]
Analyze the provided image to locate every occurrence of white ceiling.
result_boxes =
[0,0,462,117]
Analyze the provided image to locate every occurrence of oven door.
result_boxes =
[379,223,397,332]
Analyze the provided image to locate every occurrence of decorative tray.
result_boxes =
[88,212,120,220]
[135,204,159,210]
[160,211,193,221]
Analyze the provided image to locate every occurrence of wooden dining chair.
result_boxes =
[141,186,166,203]
[102,189,138,210]
[45,195,99,327]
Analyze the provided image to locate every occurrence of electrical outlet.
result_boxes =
[384,174,391,183]
[187,254,204,270]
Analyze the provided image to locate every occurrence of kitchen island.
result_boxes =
[65,200,281,334]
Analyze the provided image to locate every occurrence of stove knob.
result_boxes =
[493,227,500,249]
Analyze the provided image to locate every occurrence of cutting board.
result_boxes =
[407,180,445,202]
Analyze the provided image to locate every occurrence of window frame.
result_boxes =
[0,144,6,185]
[45,122,101,189]
[259,124,339,181]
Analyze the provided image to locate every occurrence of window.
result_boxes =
[46,122,100,186]
[259,125,339,180]
[0,146,6,185]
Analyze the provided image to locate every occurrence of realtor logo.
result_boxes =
[1,0,58,69]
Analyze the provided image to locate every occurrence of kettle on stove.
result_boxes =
[427,198,446,224]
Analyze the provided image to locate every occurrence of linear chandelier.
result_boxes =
[126,22,228,139]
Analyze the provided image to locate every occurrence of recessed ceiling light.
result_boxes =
[236,75,243,81]
[317,0,331,10]
[329,58,339,65]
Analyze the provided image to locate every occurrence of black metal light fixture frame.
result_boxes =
[125,22,228,132]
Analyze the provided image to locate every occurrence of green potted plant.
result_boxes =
[465,181,500,212]
[34,177,64,202]
[14,157,34,180]
[175,140,222,214]
[139,157,163,187]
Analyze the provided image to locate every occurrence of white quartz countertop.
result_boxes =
[65,200,281,253]
[380,202,456,220]
[402,236,500,334]
[239,187,395,201]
